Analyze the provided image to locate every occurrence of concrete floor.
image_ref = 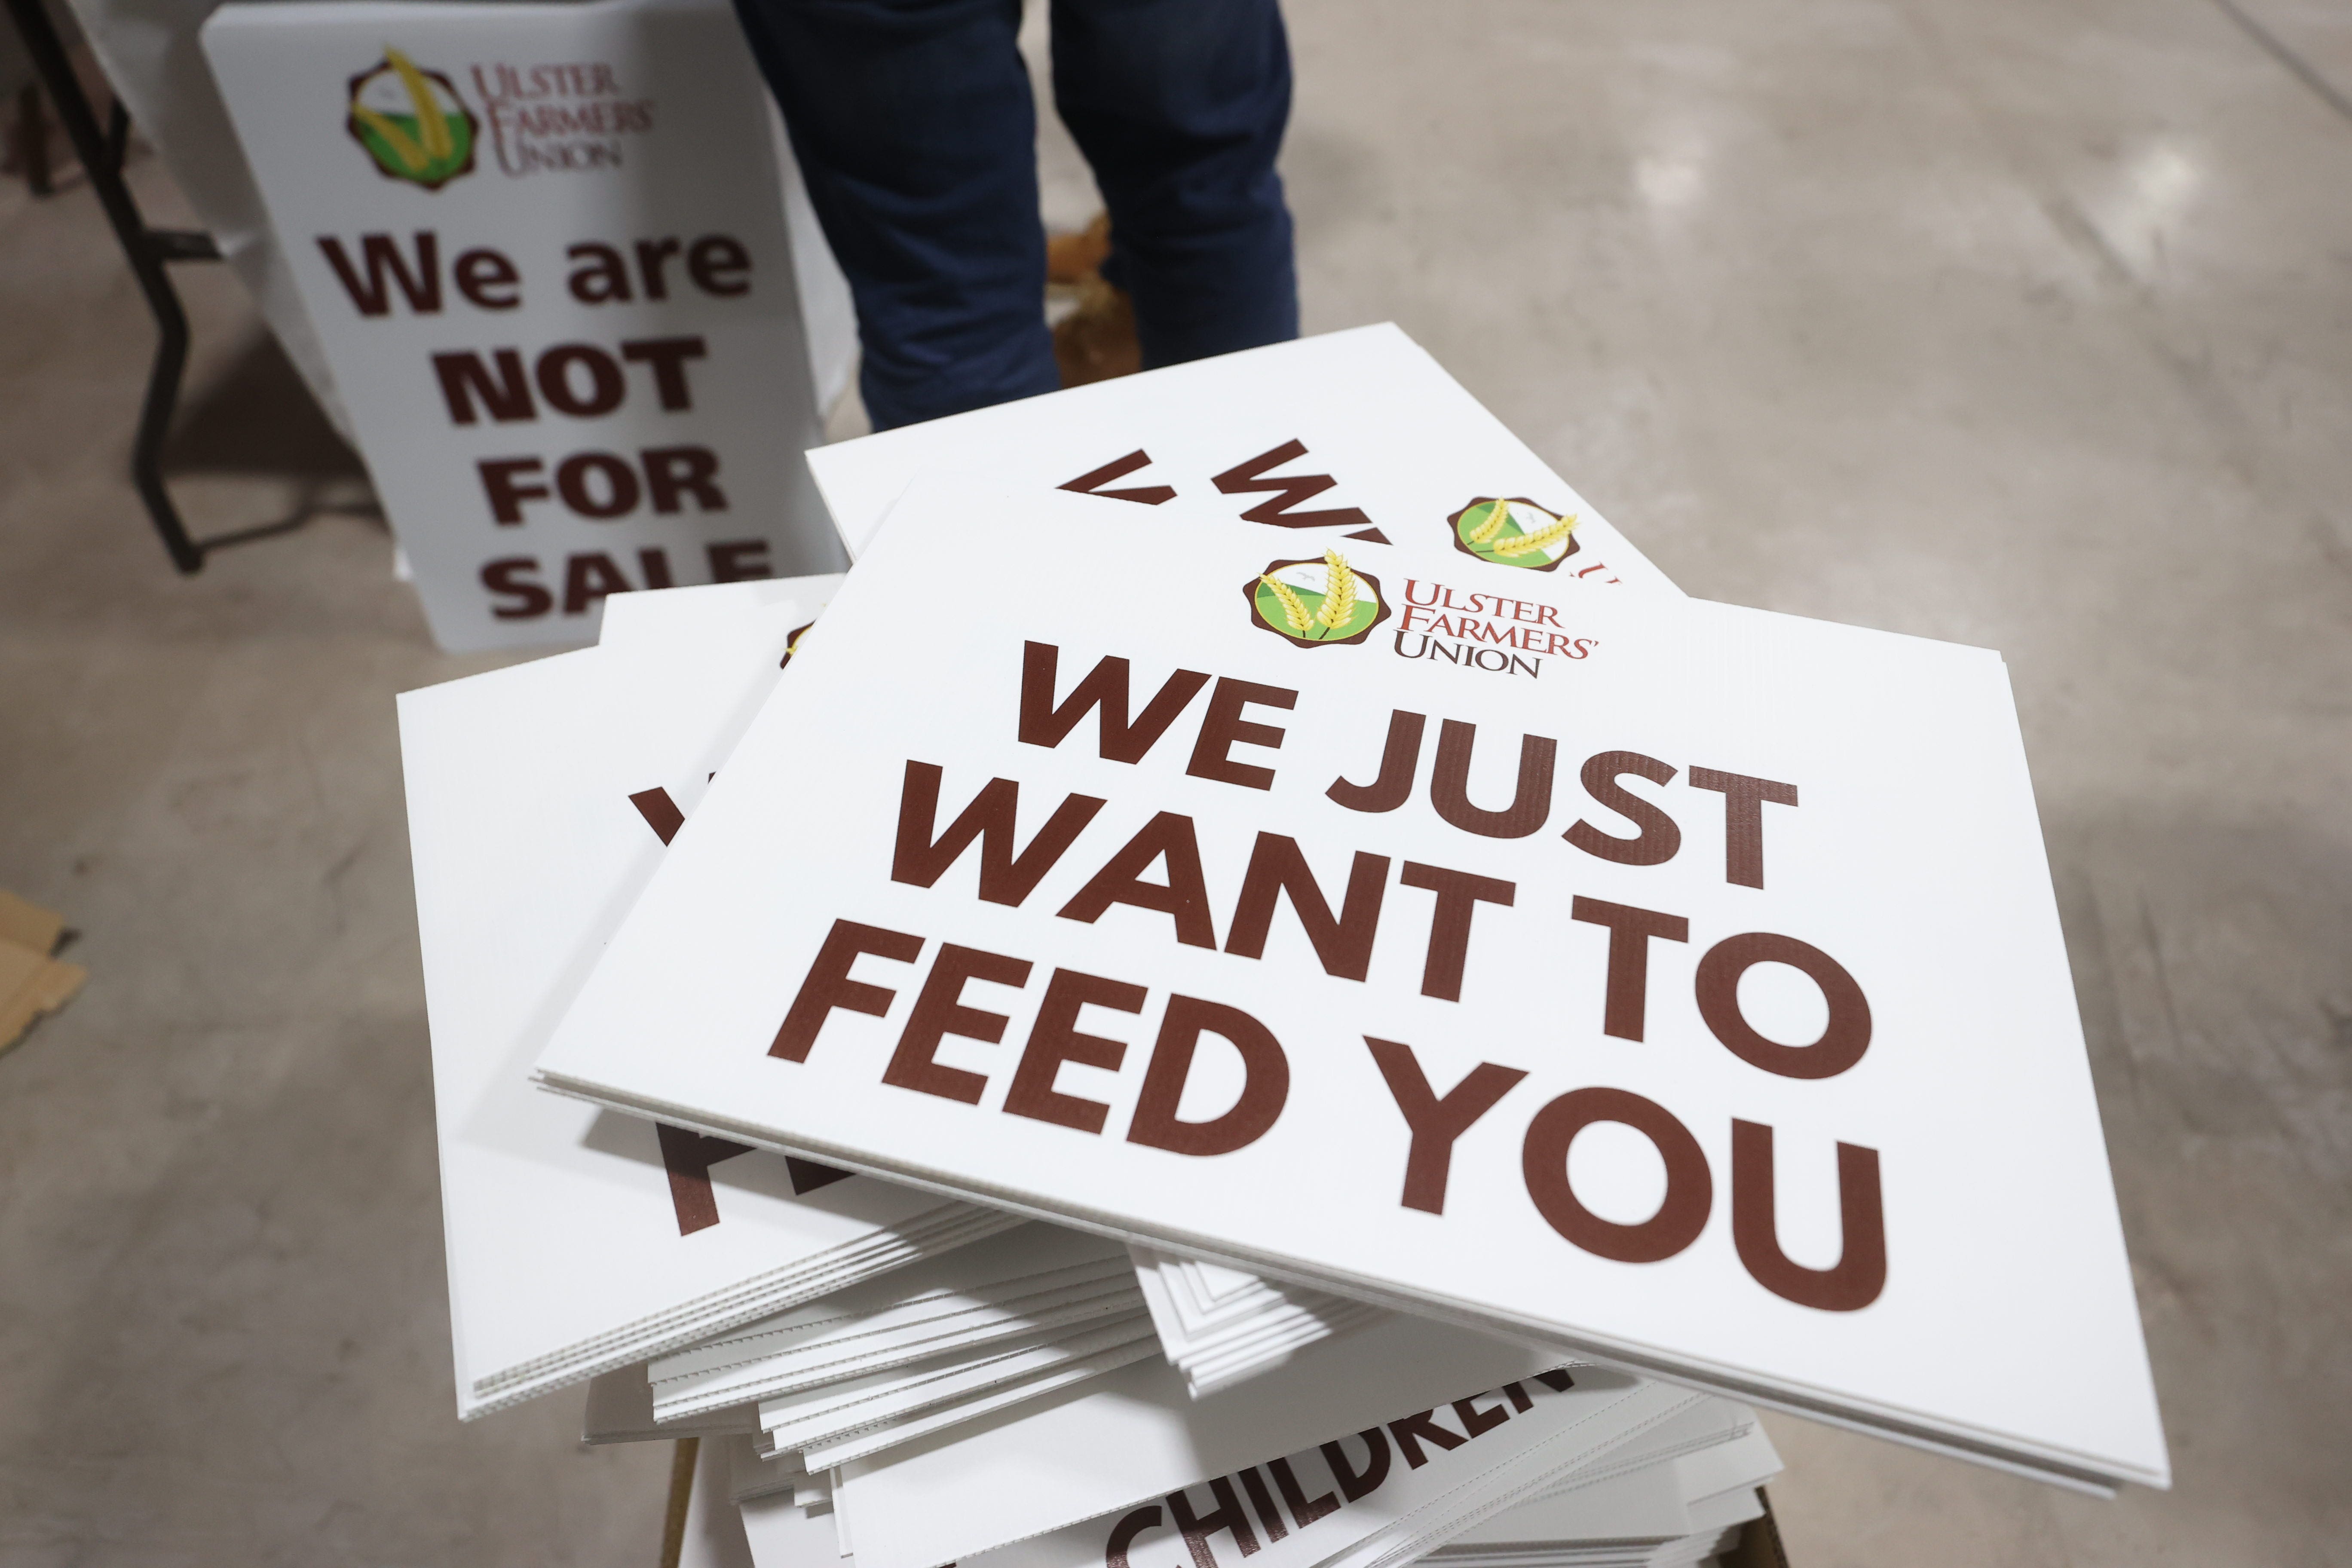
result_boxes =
[3,0,2351,1562]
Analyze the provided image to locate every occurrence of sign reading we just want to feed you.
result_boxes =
[536,476,2168,1494]
[203,0,853,652]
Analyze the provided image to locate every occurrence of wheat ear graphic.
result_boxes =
[1315,551,1358,636]
[387,48,454,160]
[1466,499,1513,546]
[1259,573,1313,635]
[1494,510,1579,557]
[351,100,429,174]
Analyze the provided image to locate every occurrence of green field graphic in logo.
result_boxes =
[347,49,477,190]
[1245,551,1392,648]
[1449,496,1582,571]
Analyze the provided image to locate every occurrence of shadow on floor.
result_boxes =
[159,328,384,554]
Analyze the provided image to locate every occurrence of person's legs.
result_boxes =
[731,0,1059,428]
[1049,0,1298,370]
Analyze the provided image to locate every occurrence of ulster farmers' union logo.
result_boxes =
[1449,496,1581,571]
[1246,551,1392,648]
[347,49,478,190]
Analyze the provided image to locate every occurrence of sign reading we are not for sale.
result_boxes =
[205,0,849,651]
[536,479,2166,1489]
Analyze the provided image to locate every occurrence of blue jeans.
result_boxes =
[731,0,1300,429]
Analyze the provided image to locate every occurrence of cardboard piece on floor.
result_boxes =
[0,893,84,1055]
[535,477,2167,1492]
[399,597,1018,1417]
[0,891,66,954]
[806,324,1681,605]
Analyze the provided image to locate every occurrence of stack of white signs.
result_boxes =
[524,324,2169,1494]
[400,323,2167,1568]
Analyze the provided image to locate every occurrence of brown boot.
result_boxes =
[1046,212,1112,286]
[1046,212,1139,387]
[1054,273,1141,388]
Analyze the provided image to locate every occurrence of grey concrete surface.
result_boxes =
[3,0,2350,1563]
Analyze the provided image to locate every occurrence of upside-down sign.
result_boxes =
[202,0,852,650]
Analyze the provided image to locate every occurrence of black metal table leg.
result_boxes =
[6,0,225,574]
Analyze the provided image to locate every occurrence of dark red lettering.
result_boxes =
[1224,835,1388,981]
[1564,751,1681,866]
[885,944,1031,1104]
[1004,968,1145,1134]
[480,555,551,618]
[1019,642,1211,763]
[1127,996,1288,1157]
[655,1123,750,1235]
[1320,1430,1389,1502]
[452,247,520,309]
[1451,1392,1510,1438]
[687,234,752,296]
[536,343,626,417]
[770,919,922,1061]
[634,236,682,300]
[1431,720,1556,838]
[1386,1409,1466,1468]
[1060,449,1177,506]
[316,231,440,316]
[1058,813,1217,949]
[1731,1119,1886,1311]
[562,550,632,614]
[1521,1087,1711,1263]
[1265,1456,1338,1528]
[893,761,1104,905]
[1234,1468,1289,1542]
[1687,768,1798,888]
[478,458,548,524]
[1211,438,1383,541]
[566,241,633,303]
[1568,896,1690,1041]
[434,349,536,425]
[1326,710,1425,814]
[1398,862,1516,1002]
[1363,1037,1526,1213]
[644,445,727,513]
[1185,678,1296,791]
[556,452,640,519]
[1106,1507,1165,1568]
[1164,1476,1259,1568]
[622,335,707,410]
[1695,932,1871,1079]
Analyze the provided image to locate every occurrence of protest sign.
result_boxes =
[204,0,851,651]
[534,476,2167,1491]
